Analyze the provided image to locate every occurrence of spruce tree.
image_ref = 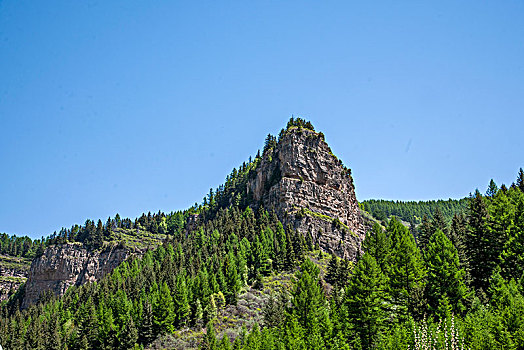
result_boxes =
[486,179,499,197]
[152,282,175,334]
[517,168,524,193]
[431,207,448,237]
[416,215,433,250]
[466,190,490,291]
[449,213,470,281]
[500,197,524,280]
[362,223,391,273]
[139,299,154,345]
[344,253,388,350]
[289,259,326,339]
[325,254,341,287]
[424,230,470,316]
[224,253,241,304]
[174,274,190,327]
[387,217,426,320]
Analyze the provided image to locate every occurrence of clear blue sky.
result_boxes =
[1,1,523,239]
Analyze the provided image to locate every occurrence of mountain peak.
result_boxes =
[249,119,369,259]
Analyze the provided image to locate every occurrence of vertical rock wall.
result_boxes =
[248,128,369,259]
[22,243,129,308]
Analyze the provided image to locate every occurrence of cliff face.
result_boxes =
[248,128,369,259]
[0,255,30,301]
[22,243,129,308]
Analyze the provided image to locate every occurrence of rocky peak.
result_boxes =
[248,125,368,259]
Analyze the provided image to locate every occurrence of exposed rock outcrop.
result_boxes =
[0,255,30,301]
[22,243,129,308]
[248,127,371,259]
[0,270,27,302]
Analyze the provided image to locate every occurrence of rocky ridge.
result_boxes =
[248,127,370,259]
[22,243,129,308]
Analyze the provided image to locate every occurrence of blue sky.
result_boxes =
[1,1,523,239]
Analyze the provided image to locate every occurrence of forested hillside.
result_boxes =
[360,198,468,224]
[3,169,524,349]
[1,119,523,349]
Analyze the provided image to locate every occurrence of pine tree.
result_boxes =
[274,222,287,271]
[486,179,499,197]
[122,316,139,349]
[449,213,470,281]
[362,223,391,274]
[289,259,326,339]
[517,168,524,193]
[204,294,218,325]
[194,298,204,328]
[224,253,241,304]
[387,217,426,320]
[431,207,448,237]
[140,298,154,345]
[344,253,388,350]
[263,291,287,329]
[500,196,524,280]
[174,274,190,327]
[325,254,341,287]
[219,334,232,350]
[466,190,490,291]
[416,215,433,250]
[424,230,470,315]
[152,282,175,334]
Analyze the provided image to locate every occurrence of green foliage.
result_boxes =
[361,198,467,225]
[424,230,471,316]
[286,116,315,132]
[387,218,427,320]
[343,253,388,349]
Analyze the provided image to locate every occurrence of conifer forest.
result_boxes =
[1,120,524,350]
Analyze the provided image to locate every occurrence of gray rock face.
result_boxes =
[248,128,370,259]
[22,243,129,308]
[0,264,28,301]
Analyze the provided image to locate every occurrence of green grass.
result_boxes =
[0,255,31,271]
[0,276,26,283]
[103,228,167,251]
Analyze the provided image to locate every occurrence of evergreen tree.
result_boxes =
[486,179,499,197]
[202,321,218,350]
[152,282,175,334]
[466,190,490,291]
[325,254,341,287]
[424,230,471,316]
[517,168,524,193]
[500,196,524,280]
[416,215,433,250]
[289,259,327,339]
[387,217,426,320]
[343,253,388,350]
[431,207,448,237]
[449,213,470,281]
[224,253,241,304]
[139,299,154,345]
[362,223,391,273]
[174,274,190,327]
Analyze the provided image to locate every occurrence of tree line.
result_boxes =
[0,233,46,259]
[360,198,468,224]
